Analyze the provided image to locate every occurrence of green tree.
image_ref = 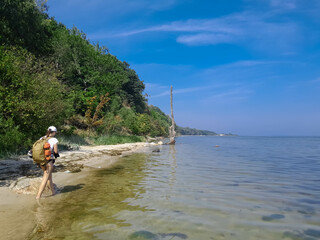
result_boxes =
[0,0,56,55]
[0,46,71,153]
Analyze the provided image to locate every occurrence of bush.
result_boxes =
[94,135,145,145]
[0,118,28,156]
[0,46,71,154]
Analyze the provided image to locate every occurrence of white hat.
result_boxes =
[48,126,57,132]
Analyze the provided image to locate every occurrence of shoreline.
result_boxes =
[0,141,160,240]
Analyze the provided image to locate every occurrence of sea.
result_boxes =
[28,136,320,240]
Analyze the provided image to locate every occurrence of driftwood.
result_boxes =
[169,86,176,145]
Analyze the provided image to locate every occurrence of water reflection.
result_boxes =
[26,136,320,240]
[167,145,177,200]
[28,154,151,239]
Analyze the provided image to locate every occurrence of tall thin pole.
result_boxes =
[169,85,176,144]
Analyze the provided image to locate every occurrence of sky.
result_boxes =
[47,0,320,136]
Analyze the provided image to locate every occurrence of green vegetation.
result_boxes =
[93,135,145,145]
[176,126,217,136]
[0,0,219,157]
[0,0,172,157]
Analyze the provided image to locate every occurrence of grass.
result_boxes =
[0,150,21,160]
[93,135,145,145]
[57,134,90,150]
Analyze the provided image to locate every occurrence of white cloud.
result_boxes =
[144,60,280,100]
[270,0,297,10]
[144,83,168,91]
[148,82,246,98]
[97,11,301,53]
[176,33,235,46]
[307,77,320,84]
[202,88,253,103]
[150,85,215,98]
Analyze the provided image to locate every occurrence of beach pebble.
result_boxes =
[304,229,320,238]
[262,214,285,221]
[9,177,57,195]
[129,230,158,239]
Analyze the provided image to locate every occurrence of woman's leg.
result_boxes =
[47,163,55,195]
[36,163,53,199]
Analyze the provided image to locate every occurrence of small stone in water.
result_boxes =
[304,229,320,238]
[159,233,188,239]
[283,231,318,240]
[262,214,285,221]
[129,231,159,240]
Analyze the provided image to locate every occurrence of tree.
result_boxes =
[169,86,176,144]
[0,46,71,153]
[0,0,56,55]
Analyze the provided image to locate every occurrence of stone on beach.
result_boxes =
[262,213,285,221]
[9,177,57,195]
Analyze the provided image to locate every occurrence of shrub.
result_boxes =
[94,135,145,145]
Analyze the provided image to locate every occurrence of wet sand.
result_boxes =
[0,142,159,240]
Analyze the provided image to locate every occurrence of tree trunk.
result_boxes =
[169,85,176,144]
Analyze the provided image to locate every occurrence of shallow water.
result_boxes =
[28,136,320,240]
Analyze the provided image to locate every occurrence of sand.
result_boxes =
[0,142,161,240]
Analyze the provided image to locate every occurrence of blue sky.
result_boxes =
[47,0,320,136]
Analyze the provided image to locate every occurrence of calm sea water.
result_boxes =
[29,136,320,240]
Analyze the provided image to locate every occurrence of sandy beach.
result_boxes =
[0,142,160,240]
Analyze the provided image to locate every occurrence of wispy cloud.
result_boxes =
[151,85,218,98]
[202,87,253,103]
[176,33,235,46]
[113,17,241,37]
[309,77,320,84]
[197,60,283,81]
[147,82,245,98]
[270,0,297,9]
[144,83,168,91]
[144,60,281,99]
[92,11,301,53]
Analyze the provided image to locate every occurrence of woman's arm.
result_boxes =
[53,143,59,157]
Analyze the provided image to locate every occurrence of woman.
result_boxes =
[36,126,59,199]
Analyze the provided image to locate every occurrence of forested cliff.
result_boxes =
[0,0,172,154]
[0,0,221,156]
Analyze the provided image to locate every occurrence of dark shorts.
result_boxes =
[37,159,55,167]
[47,159,55,165]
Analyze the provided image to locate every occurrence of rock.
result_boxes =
[146,137,156,142]
[129,231,159,240]
[283,230,318,240]
[129,231,188,240]
[0,159,40,186]
[262,214,285,221]
[152,148,160,153]
[54,163,84,173]
[157,141,163,145]
[159,233,188,239]
[9,177,57,195]
[304,229,320,238]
